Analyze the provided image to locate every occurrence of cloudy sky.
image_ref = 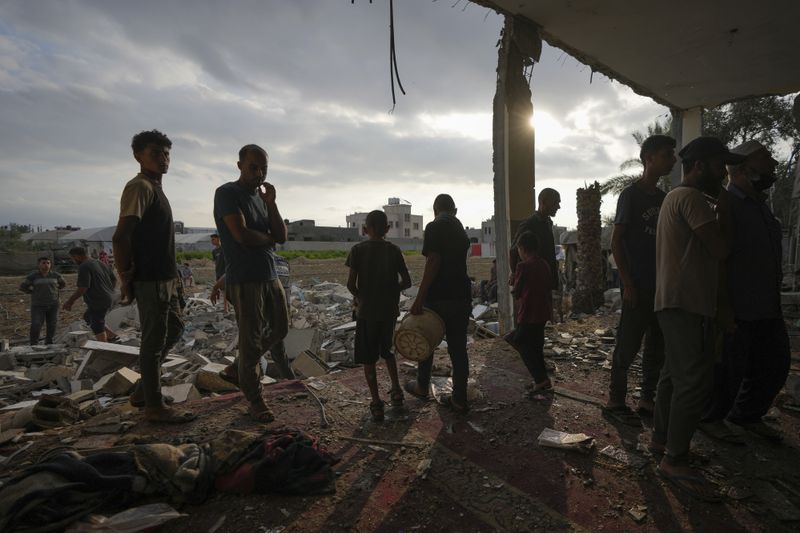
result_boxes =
[0,0,669,232]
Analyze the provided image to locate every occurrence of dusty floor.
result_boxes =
[2,258,800,532]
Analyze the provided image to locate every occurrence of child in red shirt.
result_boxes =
[506,231,554,392]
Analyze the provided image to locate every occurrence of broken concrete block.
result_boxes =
[67,389,96,403]
[63,331,92,348]
[291,350,329,378]
[26,365,73,383]
[97,367,140,396]
[161,383,200,403]
[75,342,141,380]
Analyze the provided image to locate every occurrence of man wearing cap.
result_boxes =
[651,136,745,502]
[701,140,788,443]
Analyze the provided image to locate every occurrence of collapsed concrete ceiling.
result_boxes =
[477,0,800,109]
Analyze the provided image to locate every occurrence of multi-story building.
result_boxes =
[346,198,423,240]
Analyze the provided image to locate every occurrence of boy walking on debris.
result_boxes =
[214,144,288,423]
[21,257,66,345]
[605,135,676,426]
[405,194,472,413]
[505,232,554,394]
[345,210,412,422]
[112,129,195,423]
[63,247,118,342]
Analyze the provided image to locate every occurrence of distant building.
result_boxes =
[346,197,423,240]
[286,219,360,242]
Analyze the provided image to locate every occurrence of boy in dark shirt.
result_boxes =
[406,194,472,412]
[346,211,412,422]
[505,232,554,392]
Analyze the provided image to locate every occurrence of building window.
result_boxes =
[404,213,410,222]
[413,223,419,230]
[404,228,410,237]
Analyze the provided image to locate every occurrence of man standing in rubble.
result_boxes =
[112,129,194,423]
[214,144,288,423]
[406,194,472,412]
[651,137,743,502]
[604,135,676,426]
[21,257,66,345]
[701,140,789,443]
[511,188,561,289]
[210,233,229,313]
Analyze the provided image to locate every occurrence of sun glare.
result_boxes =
[530,110,568,149]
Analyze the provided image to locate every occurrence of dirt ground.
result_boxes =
[2,258,799,532]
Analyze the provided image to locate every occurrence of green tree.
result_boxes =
[600,118,672,195]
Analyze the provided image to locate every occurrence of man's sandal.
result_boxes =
[144,407,196,424]
[389,388,405,407]
[403,381,429,401]
[602,405,641,427]
[249,402,275,424]
[370,401,385,422]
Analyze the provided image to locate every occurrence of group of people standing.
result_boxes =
[19,128,789,486]
[601,134,789,502]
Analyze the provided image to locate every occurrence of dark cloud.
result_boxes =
[0,1,667,229]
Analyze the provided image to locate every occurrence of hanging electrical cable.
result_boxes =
[388,0,406,112]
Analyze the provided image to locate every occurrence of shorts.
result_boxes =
[83,308,109,334]
[354,319,396,365]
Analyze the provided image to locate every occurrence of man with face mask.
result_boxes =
[701,140,788,444]
[650,136,745,502]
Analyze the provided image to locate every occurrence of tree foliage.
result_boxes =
[600,118,672,196]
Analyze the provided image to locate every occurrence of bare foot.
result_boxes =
[249,400,275,423]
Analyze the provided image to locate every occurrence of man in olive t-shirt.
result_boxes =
[651,137,744,501]
[112,129,194,424]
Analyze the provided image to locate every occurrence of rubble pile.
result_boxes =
[0,278,507,437]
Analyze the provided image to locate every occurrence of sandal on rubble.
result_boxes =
[602,405,642,427]
[249,402,275,424]
[389,388,405,407]
[403,381,429,401]
[442,395,469,414]
[218,366,240,387]
[657,466,721,503]
[144,407,197,424]
[370,401,385,422]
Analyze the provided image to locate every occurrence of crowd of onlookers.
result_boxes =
[20,129,789,502]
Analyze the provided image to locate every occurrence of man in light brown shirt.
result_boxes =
[651,137,744,502]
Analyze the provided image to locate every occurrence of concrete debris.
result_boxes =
[537,428,595,453]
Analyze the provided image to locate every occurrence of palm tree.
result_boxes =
[600,118,672,196]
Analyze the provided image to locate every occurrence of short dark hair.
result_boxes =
[538,188,560,202]
[365,210,389,237]
[238,144,267,162]
[640,135,676,163]
[433,194,456,214]
[68,246,86,257]
[516,231,540,254]
[131,129,172,154]
[37,256,51,263]
[210,233,219,239]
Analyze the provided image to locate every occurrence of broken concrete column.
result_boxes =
[573,182,605,314]
[493,15,542,332]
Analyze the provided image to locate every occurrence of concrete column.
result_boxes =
[669,106,704,187]
[492,16,540,332]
